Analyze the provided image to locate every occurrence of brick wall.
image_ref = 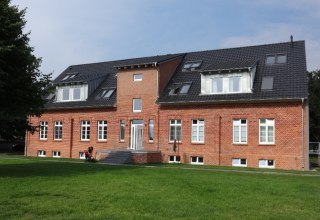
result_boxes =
[159,102,308,170]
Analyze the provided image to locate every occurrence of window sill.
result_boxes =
[53,139,62,142]
[191,142,205,145]
[148,141,154,144]
[39,139,48,141]
[81,140,90,142]
[168,141,182,144]
[119,140,125,143]
[258,144,276,146]
[232,143,248,146]
[97,140,107,142]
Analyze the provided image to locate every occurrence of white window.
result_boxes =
[81,121,90,141]
[79,152,86,159]
[232,158,247,167]
[259,119,275,144]
[52,151,61,158]
[38,150,46,157]
[259,159,275,168]
[148,120,154,142]
[169,120,181,142]
[62,73,77,81]
[133,98,142,112]
[133,74,142,81]
[190,156,204,165]
[168,155,181,163]
[233,119,247,144]
[229,76,241,92]
[97,120,107,141]
[40,121,48,140]
[192,120,204,143]
[120,120,125,142]
[212,77,223,93]
[57,85,88,102]
[54,121,62,140]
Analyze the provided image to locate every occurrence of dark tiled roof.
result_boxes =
[157,41,308,104]
[202,59,257,72]
[45,54,181,109]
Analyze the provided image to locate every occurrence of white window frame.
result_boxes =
[120,120,125,142]
[38,150,46,157]
[148,119,154,142]
[79,152,86,159]
[168,155,181,163]
[97,120,107,141]
[133,98,142,112]
[133,74,142,81]
[259,159,275,169]
[190,156,204,165]
[233,119,247,144]
[259,119,275,144]
[191,120,205,143]
[73,88,81,100]
[40,121,48,140]
[54,121,62,140]
[81,120,90,141]
[169,119,182,142]
[52,151,61,158]
[232,158,247,167]
[58,85,87,102]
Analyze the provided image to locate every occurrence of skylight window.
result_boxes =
[261,76,274,90]
[182,61,202,71]
[100,88,115,98]
[170,83,191,95]
[62,72,78,81]
[266,54,287,65]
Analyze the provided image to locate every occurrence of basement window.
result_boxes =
[190,156,204,165]
[168,155,181,163]
[232,158,247,167]
[52,151,61,158]
[169,83,191,95]
[38,150,46,157]
[259,159,275,168]
[182,60,202,71]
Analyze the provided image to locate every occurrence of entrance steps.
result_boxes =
[99,150,132,164]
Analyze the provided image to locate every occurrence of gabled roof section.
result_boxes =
[157,41,308,105]
[45,53,182,109]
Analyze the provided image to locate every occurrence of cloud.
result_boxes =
[221,23,320,71]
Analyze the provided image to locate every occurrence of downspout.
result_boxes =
[156,66,160,152]
[69,118,74,158]
[301,98,305,170]
[218,115,221,166]
[306,100,310,170]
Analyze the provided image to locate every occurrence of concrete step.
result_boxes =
[100,151,132,164]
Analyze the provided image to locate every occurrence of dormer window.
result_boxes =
[62,72,78,81]
[57,84,88,102]
[170,83,191,95]
[182,61,202,71]
[100,88,115,98]
[211,75,242,94]
[266,54,287,65]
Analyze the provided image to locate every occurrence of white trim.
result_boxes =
[232,158,247,167]
[169,119,182,142]
[97,120,107,141]
[37,150,46,157]
[233,119,247,144]
[168,155,180,163]
[81,120,90,141]
[191,119,204,143]
[133,73,142,82]
[52,151,61,158]
[259,159,275,168]
[132,98,142,112]
[259,119,275,144]
[190,156,204,165]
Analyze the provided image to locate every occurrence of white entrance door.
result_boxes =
[130,120,144,150]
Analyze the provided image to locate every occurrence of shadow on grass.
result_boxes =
[0,158,141,178]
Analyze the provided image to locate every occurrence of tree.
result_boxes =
[308,69,320,142]
[0,0,51,140]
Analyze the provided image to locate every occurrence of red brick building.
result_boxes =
[26,41,309,170]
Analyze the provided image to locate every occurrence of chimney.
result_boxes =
[290,35,294,47]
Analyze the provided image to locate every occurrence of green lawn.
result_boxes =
[0,157,320,220]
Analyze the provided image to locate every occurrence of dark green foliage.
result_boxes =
[308,69,320,141]
[0,0,51,140]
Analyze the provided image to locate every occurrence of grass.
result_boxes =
[0,157,320,220]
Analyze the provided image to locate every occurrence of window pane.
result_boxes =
[192,157,197,162]
[268,160,274,166]
[198,157,203,163]
[277,55,286,63]
[232,159,239,165]
[120,120,125,141]
[259,160,266,166]
[266,56,275,64]
[62,89,69,100]
[240,159,246,165]
[73,88,81,100]
[233,126,239,142]
[230,76,241,92]
[133,99,142,111]
[180,84,191,94]
[176,126,181,141]
[260,126,266,142]
[148,120,154,141]
[268,126,274,142]
[212,78,223,93]
[241,126,246,142]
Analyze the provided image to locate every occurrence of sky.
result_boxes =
[12,0,320,79]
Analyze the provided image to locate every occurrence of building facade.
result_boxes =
[26,41,309,170]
